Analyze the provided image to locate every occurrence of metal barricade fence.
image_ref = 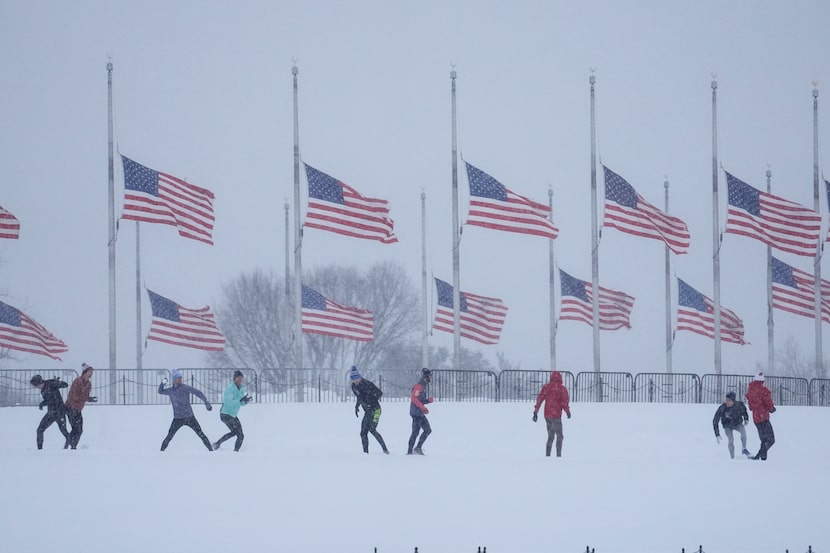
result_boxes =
[700,374,752,404]
[258,368,343,403]
[90,369,172,405]
[432,370,498,402]
[634,373,701,404]
[810,378,830,406]
[0,369,78,407]
[181,368,259,405]
[574,372,634,402]
[497,370,576,402]
[344,369,422,402]
[765,376,811,406]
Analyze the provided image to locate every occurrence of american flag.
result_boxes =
[725,172,821,257]
[147,289,225,351]
[301,285,374,341]
[304,164,397,244]
[0,204,20,239]
[558,270,635,330]
[771,257,830,323]
[0,301,68,359]
[464,162,558,239]
[826,178,830,242]
[121,156,216,245]
[676,279,746,345]
[602,166,690,254]
[432,278,508,345]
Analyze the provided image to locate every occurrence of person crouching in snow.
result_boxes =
[712,391,749,459]
[533,371,572,457]
[350,366,389,454]
[407,368,434,455]
[746,372,776,461]
[65,363,98,450]
[158,369,214,452]
[30,374,71,450]
[213,370,251,452]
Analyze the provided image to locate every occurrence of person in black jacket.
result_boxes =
[713,391,750,459]
[350,366,389,454]
[30,374,71,450]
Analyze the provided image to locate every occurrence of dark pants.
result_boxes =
[215,413,244,451]
[360,407,388,453]
[161,417,213,451]
[66,407,84,449]
[408,415,431,453]
[754,420,775,460]
[36,409,69,449]
[545,417,564,457]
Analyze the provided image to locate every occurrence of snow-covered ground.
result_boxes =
[0,401,826,553]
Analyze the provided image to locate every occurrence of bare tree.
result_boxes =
[206,260,420,371]
[772,335,815,379]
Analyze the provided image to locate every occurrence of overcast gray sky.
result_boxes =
[1,0,829,374]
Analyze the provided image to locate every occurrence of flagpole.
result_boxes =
[664,178,672,374]
[589,72,601,385]
[548,187,557,372]
[813,82,824,377]
[135,222,143,403]
[284,199,290,298]
[421,190,429,369]
[766,168,775,374]
[293,62,304,387]
[107,57,117,403]
[451,67,462,371]
[711,76,723,378]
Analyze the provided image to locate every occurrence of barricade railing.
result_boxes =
[809,378,830,407]
[766,376,810,406]
[634,373,701,404]
[0,369,79,407]
[258,368,343,403]
[497,370,576,402]
[2,368,830,407]
[432,370,498,402]
[90,369,172,405]
[575,372,635,402]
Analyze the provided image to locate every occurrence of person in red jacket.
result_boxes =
[64,363,97,449]
[746,372,776,461]
[533,371,572,457]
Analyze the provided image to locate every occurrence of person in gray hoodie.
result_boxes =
[158,369,214,452]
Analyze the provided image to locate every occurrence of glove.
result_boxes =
[567,412,572,419]
[769,407,776,413]
[422,407,429,415]
[206,403,213,411]
[427,397,434,404]
[355,405,360,418]
[241,395,252,404]
[532,412,538,423]
[88,397,98,403]
[716,435,722,444]
[39,404,44,411]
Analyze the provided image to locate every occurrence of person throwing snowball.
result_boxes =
[158,369,214,452]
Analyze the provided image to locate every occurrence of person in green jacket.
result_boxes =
[212,370,252,452]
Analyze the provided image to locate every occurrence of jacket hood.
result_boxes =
[550,371,563,384]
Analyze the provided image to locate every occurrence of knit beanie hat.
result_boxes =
[30,374,44,386]
[233,370,244,379]
[349,366,361,381]
[725,391,736,400]
[171,369,183,381]
[753,372,765,382]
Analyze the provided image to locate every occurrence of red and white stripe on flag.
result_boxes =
[302,299,374,342]
[0,301,68,359]
[559,284,635,331]
[433,291,508,346]
[0,204,20,239]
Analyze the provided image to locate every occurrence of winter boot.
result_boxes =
[212,442,220,450]
[413,447,425,455]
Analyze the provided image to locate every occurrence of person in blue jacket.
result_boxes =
[158,369,214,452]
[213,370,252,452]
